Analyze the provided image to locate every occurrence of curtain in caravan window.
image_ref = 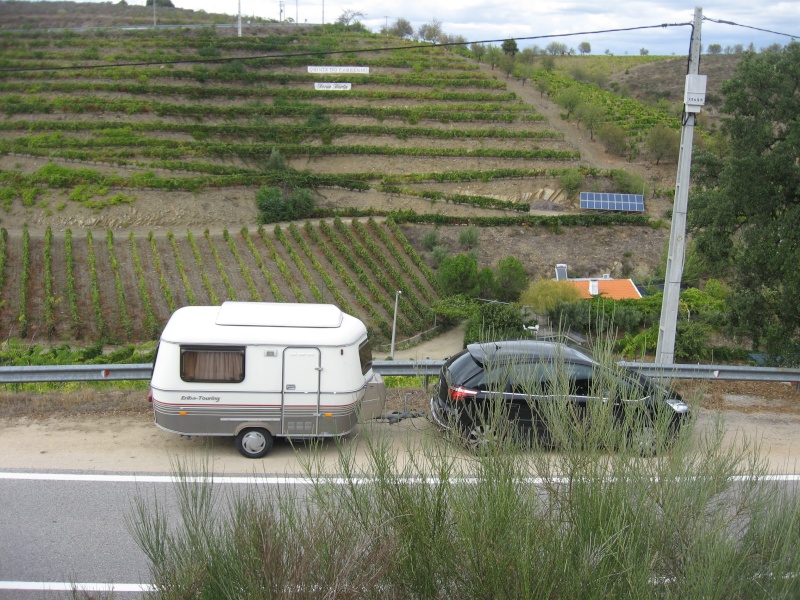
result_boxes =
[181,347,245,383]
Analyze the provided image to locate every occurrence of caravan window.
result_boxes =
[181,346,245,383]
[358,338,373,375]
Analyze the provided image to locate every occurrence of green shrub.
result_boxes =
[458,224,479,249]
[421,228,439,251]
[493,256,528,302]
[611,169,646,195]
[197,44,221,58]
[464,300,530,344]
[438,253,479,297]
[521,278,582,313]
[255,186,316,224]
[560,169,584,199]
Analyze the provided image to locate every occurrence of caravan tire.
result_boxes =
[236,428,274,459]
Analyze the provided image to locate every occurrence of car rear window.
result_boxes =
[445,351,484,386]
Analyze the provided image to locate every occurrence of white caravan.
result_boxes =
[149,302,386,458]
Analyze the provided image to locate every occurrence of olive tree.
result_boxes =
[689,42,800,357]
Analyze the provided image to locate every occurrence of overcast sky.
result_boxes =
[164,0,799,56]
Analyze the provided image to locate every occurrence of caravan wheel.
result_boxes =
[235,428,274,459]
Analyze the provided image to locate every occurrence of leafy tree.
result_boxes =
[554,87,582,119]
[598,124,628,156]
[477,267,496,299]
[647,124,680,164]
[499,54,516,78]
[640,48,649,56]
[438,253,479,297]
[534,77,550,98]
[560,170,584,199]
[493,256,528,302]
[335,10,365,25]
[707,43,723,54]
[470,42,486,62]
[146,0,174,6]
[689,42,800,357]
[501,39,519,56]
[546,41,568,55]
[464,301,529,345]
[578,42,591,55]
[576,103,606,140]
[417,19,443,43]
[520,278,581,313]
[485,45,503,70]
[387,18,413,38]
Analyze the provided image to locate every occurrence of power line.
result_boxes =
[703,16,799,40]
[0,21,691,73]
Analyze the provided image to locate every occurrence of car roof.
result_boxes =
[466,340,595,367]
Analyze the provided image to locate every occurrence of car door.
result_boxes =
[506,361,556,437]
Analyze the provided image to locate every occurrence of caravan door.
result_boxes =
[282,347,321,436]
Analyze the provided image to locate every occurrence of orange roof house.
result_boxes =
[555,264,642,300]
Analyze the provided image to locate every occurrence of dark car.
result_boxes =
[430,340,690,453]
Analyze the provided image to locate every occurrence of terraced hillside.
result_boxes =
[0,8,679,345]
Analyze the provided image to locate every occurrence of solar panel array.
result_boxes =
[580,192,645,212]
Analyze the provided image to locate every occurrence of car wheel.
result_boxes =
[464,424,503,452]
[235,428,274,459]
[630,423,658,456]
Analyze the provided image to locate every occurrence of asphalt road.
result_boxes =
[0,472,319,597]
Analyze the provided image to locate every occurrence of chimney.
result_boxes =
[589,280,599,295]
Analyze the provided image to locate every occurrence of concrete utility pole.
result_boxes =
[237,0,242,37]
[655,6,707,364]
[152,0,156,27]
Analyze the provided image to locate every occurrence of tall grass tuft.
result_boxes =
[129,348,800,598]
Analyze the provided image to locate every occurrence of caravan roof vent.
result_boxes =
[603,273,611,279]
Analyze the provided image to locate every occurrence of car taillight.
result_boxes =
[147,390,153,403]
[448,385,478,402]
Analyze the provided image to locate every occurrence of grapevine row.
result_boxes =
[129,232,160,339]
[258,226,305,303]
[317,220,415,335]
[18,223,30,338]
[187,230,219,305]
[385,218,442,294]
[364,218,436,304]
[273,225,324,303]
[222,229,260,302]
[166,231,197,306]
[86,230,108,341]
[240,227,284,303]
[64,229,82,338]
[291,223,391,338]
[43,227,56,337]
[335,218,430,329]
[148,232,177,313]
[106,230,133,339]
[204,229,237,302]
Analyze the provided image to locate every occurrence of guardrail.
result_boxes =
[0,361,799,387]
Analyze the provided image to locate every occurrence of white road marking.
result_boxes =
[1,471,800,484]
[0,581,154,592]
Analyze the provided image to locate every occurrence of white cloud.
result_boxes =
[30,0,799,56]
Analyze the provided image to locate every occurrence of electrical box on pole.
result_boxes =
[655,7,704,365]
